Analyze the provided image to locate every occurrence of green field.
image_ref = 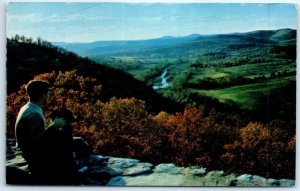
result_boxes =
[195,76,295,110]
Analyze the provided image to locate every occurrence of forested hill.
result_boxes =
[6,38,182,113]
[54,28,296,59]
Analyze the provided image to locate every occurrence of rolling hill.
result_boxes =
[53,28,295,59]
[6,38,183,114]
[53,28,296,122]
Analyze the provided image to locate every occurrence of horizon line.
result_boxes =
[7,27,296,44]
[50,27,296,43]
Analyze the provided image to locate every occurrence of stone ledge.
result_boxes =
[6,142,295,187]
[79,156,296,186]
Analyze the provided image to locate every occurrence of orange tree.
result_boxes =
[221,121,295,179]
[154,107,234,168]
[94,97,165,163]
[6,85,27,138]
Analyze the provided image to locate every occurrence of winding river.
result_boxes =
[153,69,170,90]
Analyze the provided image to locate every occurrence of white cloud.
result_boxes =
[141,16,162,21]
[7,13,45,22]
[7,12,116,23]
[48,14,116,22]
[170,16,189,21]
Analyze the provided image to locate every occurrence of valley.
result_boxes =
[54,28,296,121]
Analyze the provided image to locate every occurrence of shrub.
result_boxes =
[221,121,295,179]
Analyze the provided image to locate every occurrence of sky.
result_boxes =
[6,2,298,43]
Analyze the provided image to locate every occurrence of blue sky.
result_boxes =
[6,2,297,42]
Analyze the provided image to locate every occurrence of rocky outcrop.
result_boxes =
[6,139,295,186]
[104,162,294,187]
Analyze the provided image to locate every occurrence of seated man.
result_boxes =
[15,80,71,184]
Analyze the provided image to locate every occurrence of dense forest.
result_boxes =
[6,34,296,179]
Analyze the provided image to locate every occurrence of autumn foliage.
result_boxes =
[6,70,295,179]
[221,121,295,178]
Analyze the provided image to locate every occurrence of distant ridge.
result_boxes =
[53,29,296,59]
[54,28,295,44]
[53,28,296,58]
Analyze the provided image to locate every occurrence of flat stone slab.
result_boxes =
[107,173,186,186]
[154,163,184,174]
[183,166,207,176]
[108,157,140,169]
[278,179,295,187]
[89,166,123,176]
[236,174,268,186]
[123,162,153,176]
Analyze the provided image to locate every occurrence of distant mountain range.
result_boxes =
[53,33,205,57]
[53,28,296,59]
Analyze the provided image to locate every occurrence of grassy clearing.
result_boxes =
[210,72,229,79]
[195,76,295,110]
[222,61,295,77]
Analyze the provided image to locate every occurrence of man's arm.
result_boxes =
[48,118,66,129]
[27,113,65,143]
[27,112,46,144]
